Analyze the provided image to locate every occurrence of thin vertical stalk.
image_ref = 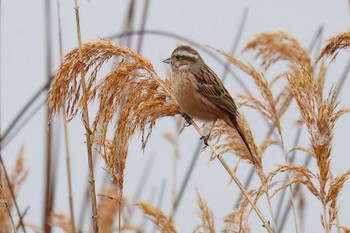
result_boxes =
[62,109,76,233]
[136,0,151,53]
[57,0,76,231]
[73,1,99,232]
[323,202,329,233]
[43,1,54,232]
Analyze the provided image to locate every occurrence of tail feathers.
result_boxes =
[228,115,255,164]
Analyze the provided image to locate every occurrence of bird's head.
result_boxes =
[163,46,203,72]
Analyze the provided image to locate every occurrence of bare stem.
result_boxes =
[188,118,275,233]
[73,1,99,232]
[280,138,299,233]
[323,201,329,233]
[56,0,76,231]
[261,173,278,231]
[62,108,77,233]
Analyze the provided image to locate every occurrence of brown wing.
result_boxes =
[193,65,239,117]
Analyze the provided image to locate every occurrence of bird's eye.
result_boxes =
[175,55,180,60]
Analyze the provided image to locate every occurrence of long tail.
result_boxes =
[228,114,255,164]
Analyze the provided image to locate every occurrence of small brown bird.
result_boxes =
[163,46,254,161]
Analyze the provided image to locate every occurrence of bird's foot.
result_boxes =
[182,114,192,127]
[200,134,210,148]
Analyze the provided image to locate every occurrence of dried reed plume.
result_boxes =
[97,186,125,233]
[243,31,312,72]
[137,201,177,233]
[222,208,250,233]
[210,117,259,166]
[0,148,28,233]
[49,213,73,233]
[317,30,350,62]
[48,39,181,192]
[211,47,282,138]
[193,191,215,233]
[243,31,313,123]
[265,65,350,232]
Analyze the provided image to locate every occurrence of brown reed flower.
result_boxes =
[193,190,215,233]
[264,65,350,231]
[48,39,181,192]
[243,31,312,72]
[222,208,250,233]
[97,186,125,233]
[49,213,73,233]
[137,201,176,233]
[211,47,282,138]
[0,147,28,233]
[243,31,313,122]
[210,117,258,166]
[317,30,350,62]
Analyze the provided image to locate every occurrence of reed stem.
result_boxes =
[73,1,99,232]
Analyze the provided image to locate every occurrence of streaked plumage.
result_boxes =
[163,46,254,161]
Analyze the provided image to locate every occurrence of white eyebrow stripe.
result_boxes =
[174,50,199,59]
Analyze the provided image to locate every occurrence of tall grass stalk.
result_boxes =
[73,1,99,232]
[56,0,76,232]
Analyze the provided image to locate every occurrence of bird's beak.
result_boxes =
[163,57,171,64]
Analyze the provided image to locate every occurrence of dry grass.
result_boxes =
[210,118,258,166]
[137,201,177,233]
[264,65,350,232]
[0,148,28,233]
[211,47,282,138]
[97,187,122,233]
[222,208,250,233]
[49,213,73,233]
[42,29,350,233]
[48,39,181,192]
[317,30,350,62]
[194,190,215,233]
[243,31,312,72]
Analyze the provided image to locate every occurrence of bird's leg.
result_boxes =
[182,113,192,127]
[200,120,217,147]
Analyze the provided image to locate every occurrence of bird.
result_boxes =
[163,45,254,162]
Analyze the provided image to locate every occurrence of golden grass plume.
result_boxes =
[243,31,314,123]
[286,67,349,193]
[210,117,258,166]
[193,190,215,233]
[211,47,282,138]
[317,30,350,62]
[222,208,250,233]
[243,31,312,72]
[49,213,73,233]
[137,201,177,233]
[0,147,28,233]
[48,39,181,190]
[261,64,350,231]
[97,186,124,233]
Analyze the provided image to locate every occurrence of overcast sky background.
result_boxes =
[1,1,350,232]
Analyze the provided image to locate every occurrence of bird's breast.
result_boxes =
[171,73,220,121]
